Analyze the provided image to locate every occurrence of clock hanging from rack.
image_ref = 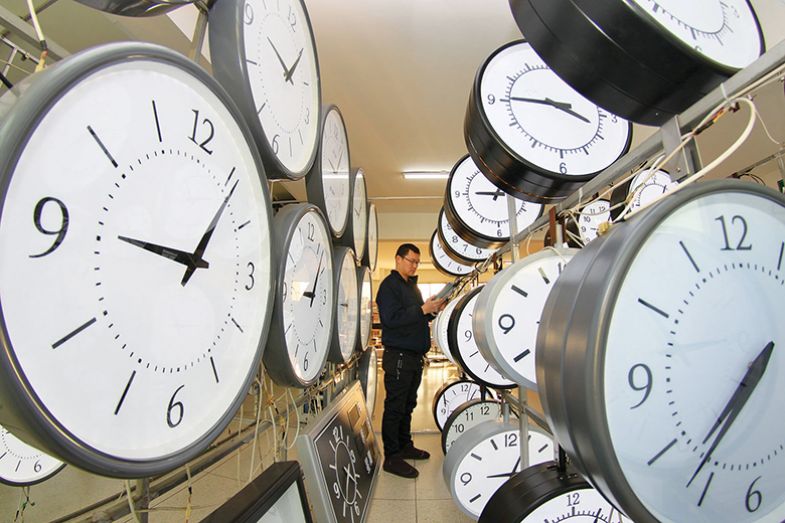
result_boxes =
[0,425,65,486]
[429,231,474,277]
[339,169,368,263]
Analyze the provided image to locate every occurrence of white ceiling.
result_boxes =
[2,0,785,243]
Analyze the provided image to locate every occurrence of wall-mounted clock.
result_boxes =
[328,247,359,363]
[209,0,321,180]
[440,398,503,454]
[0,426,65,486]
[356,266,373,352]
[362,203,378,271]
[474,248,576,389]
[448,287,516,389]
[610,168,678,220]
[74,0,194,16]
[444,154,544,249]
[339,169,368,263]
[437,208,495,264]
[573,198,612,245]
[443,420,554,519]
[465,40,632,203]
[0,42,274,478]
[432,379,495,432]
[264,204,334,388]
[357,347,378,419]
[305,105,351,238]
[479,461,630,523]
[537,180,785,522]
[296,381,380,523]
[510,0,764,126]
[430,231,474,277]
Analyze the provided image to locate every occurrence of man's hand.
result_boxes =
[422,296,446,315]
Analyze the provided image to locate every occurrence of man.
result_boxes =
[375,243,445,478]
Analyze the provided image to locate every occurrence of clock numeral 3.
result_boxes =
[245,262,255,290]
[189,110,215,155]
[29,197,69,258]
[167,385,186,428]
[716,214,752,251]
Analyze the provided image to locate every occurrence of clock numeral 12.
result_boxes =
[190,110,214,155]
[716,215,752,251]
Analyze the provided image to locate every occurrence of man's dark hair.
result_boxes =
[396,243,420,258]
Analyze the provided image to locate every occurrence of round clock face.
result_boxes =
[0,426,65,486]
[628,169,678,210]
[480,41,631,179]
[350,170,368,261]
[538,181,785,522]
[438,208,495,264]
[449,288,515,389]
[430,232,474,277]
[316,106,350,237]
[441,399,503,454]
[434,297,462,363]
[629,0,763,70]
[522,488,627,522]
[576,199,611,244]
[365,203,378,271]
[432,379,494,431]
[328,423,362,520]
[357,266,372,351]
[474,248,576,389]
[445,421,554,518]
[446,155,543,248]
[0,44,274,475]
[331,247,359,362]
[358,347,377,418]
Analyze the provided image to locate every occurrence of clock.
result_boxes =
[339,169,368,263]
[73,0,195,16]
[432,378,495,432]
[0,425,65,486]
[536,180,785,522]
[362,203,379,271]
[441,398,503,454]
[437,208,495,264]
[295,380,380,523]
[573,199,612,245]
[433,295,463,364]
[0,42,274,477]
[479,461,630,523]
[464,40,632,203]
[443,419,554,519]
[429,231,474,277]
[202,460,313,522]
[509,0,764,126]
[357,347,378,419]
[209,0,321,180]
[444,154,544,249]
[473,248,577,389]
[448,287,516,389]
[264,204,334,388]
[328,247,359,363]
[610,168,678,220]
[356,266,373,352]
[305,105,351,238]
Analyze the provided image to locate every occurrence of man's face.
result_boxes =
[396,250,420,279]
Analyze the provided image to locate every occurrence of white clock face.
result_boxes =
[319,107,350,236]
[435,298,461,363]
[0,426,64,485]
[358,268,372,350]
[360,347,377,418]
[431,232,473,277]
[439,210,494,262]
[604,190,785,522]
[628,169,677,211]
[335,249,359,361]
[577,199,611,244]
[453,291,515,388]
[243,0,320,175]
[523,487,629,522]
[480,41,630,177]
[351,171,368,260]
[434,380,490,430]
[448,155,542,241]
[281,209,333,382]
[0,56,273,464]
[629,0,762,70]
[477,249,575,389]
[443,400,502,453]
[366,203,378,271]
[451,425,553,518]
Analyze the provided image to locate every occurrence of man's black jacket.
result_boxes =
[375,270,431,354]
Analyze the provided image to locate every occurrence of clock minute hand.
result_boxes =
[304,254,324,307]
[686,341,775,487]
[544,97,591,124]
[267,37,290,76]
[118,235,208,271]
[284,48,304,84]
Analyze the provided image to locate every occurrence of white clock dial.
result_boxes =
[446,155,543,246]
[434,297,462,363]
[628,169,678,210]
[357,267,372,351]
[577,199,611,244]
[629,0,762,70]
[0,426,64,485]
[318,106,350,236]
[522,488,627,522]
[430,232,474,277]
[433,379,494,431]
[365,203,378,271]
[0,44,273,475]
[442,399,503,454]
[358,347,378,418]
[331,247,359,363]
[438,209,495,263]
[480,42,631,177]
[446,421,554,519]
[350,170,368,261]
[475,248,576,389]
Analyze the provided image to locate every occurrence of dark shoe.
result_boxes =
[383,456,419,478]
[397,445,430,460]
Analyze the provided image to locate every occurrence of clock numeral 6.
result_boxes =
[33,460,42,473]
[166,385,185,428]
[460,472,472,485]
[628,363,652,409]
[559,162,568,174]
[716,214,752,251]
[29,197,69,259]
[189,109,215,155]
[303,352,309,371]
[746,476,762,513]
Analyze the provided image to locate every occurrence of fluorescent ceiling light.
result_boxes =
[402,170,450,180]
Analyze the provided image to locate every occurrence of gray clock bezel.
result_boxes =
[328,246,360,363]
[355,265,373,353]
[337,168,368,263]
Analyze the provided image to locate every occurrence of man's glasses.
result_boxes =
[402,256,420,266]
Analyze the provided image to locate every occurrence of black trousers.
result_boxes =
[381,348,423,457]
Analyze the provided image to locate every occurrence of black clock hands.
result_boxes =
[509,96,591,124]
[117,236,208,271]
[284,48,304,84]
[486,455,521,479]
[267,37,291,81]
[687,340,775,487]
[303,253,324,307]
[474,189,506,201]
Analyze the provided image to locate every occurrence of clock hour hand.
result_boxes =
[485,471,518,479]
[118,235,208,271]
[284,48,304,84]
[687,341,775,487]
[509,96,591,123]
[267,37,291,77]
[305,254,324,307]
[474,190,505,201]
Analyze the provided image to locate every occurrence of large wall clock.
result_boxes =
[509,0,764,126]
[537,180,785,522]
[264,204,334,388]
[0,425,65,486]
[465,40,632,203]
[432,378,495,432]
[296,380,380,523]
[339,169,368,263]
[305,105,351,238]
[474,248,576,389]
[437,208,495,265]
[440,398,503,454]
[429,231,474,277]
[209,0,321,180]
[0,42,274,477]
[356,266,372,352]
[328,247,359,364]
[443,419,554,519]
[444,154,544,249]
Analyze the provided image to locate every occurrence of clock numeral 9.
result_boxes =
[460,472,472,486]
[628,363,652,409]
[29,197,69,258]
[333,481,340,499]
[504,433,518,447]
[243,3,254,24]
[190,110,214,155]
[746,476,762,512]
[463,330,473,342]
[487,94,496,105]
[167,385,185,428]
[716,214,752,251]
[498,314,515,334]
